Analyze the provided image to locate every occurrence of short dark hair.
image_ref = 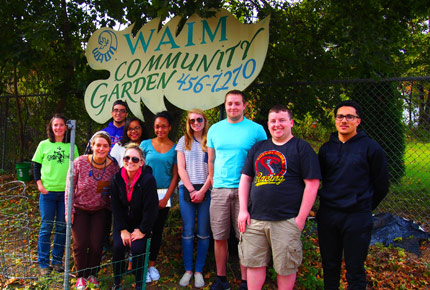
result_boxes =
[119,117,148,145]
[224,90,247,103]
[112,100,128,112]
[154,110,173,125]
[269,104,293,120]
[47,113,68,143]
[334,100,362,118]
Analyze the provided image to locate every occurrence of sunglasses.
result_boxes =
[123,156,141,163]
[189,117,204,124]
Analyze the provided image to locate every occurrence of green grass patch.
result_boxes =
[403,142,430,188]
[380,141,430,227]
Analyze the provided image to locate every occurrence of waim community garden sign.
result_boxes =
[84,9,270,123]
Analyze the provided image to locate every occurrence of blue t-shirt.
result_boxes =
[207,117,267,188]
[140,139,177,188]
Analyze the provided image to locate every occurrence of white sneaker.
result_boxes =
[179,272,193,287]
[148,266,160,281]
[194,272,205,288]
[146,271,152,283]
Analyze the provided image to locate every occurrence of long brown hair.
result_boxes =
[47,113,68,143]
[185,109,209,152]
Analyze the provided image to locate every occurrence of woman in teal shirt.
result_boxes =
[140,111,178,282]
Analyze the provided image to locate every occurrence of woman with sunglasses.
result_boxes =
[110,144,158,290]
[65,131,120,290]
[139,111,179,282]
[176,109,211,288]
[111,118,148,167]
[32,114,78,276]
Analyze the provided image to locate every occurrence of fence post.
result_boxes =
[1,96,9,171]
[64,120,76,290]
[142,238,151,290]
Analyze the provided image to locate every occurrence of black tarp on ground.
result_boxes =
[371,213,429,256]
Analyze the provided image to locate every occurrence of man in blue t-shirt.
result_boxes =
[207,90,267,290]
[238,104,321,290]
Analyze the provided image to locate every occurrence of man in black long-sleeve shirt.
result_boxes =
[317,100,389,290]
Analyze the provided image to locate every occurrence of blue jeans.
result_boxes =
[179,185,211,273]
[38,191,66,268]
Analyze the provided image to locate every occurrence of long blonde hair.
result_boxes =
[185,109,209,152]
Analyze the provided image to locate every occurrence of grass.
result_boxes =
[404,142,430,188]
[379,141,430,229]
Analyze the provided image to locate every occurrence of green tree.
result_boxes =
[0,0,429,172]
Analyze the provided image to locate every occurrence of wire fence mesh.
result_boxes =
[278,77,430,230]
[0,181,34,281]
[0,76,429,288]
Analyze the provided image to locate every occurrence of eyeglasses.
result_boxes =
[112,109,127,114]
[335,114,360,121]
[127,126,142,132]
[123,156,141,163]
[154,125,169,129]
[189,117,204,124]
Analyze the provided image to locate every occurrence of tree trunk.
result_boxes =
[417,83,425,127]
[422,89,430,130]
[14,66,24,162]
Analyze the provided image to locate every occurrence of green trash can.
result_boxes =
[15,162,33,182]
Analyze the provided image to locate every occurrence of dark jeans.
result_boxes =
[71,208,108,278]
[112,229,147,288]
[149,207,170,262]
[317,206,373,290]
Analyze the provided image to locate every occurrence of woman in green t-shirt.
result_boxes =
[32,114,78,276]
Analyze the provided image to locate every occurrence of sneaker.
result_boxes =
[52,264,64,273]
[39,266,51,276]
[179,272,193,287]
[146,272,152,283]
[75,277,87,290]
[194,272,205,288]
[148,266,160,281]
[209,277,231,290]
[238,281,248,290]
[87,275,99,288]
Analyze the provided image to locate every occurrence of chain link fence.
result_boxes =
[1,77,430,230]
[250,76,430,230]
[0,77,429,288]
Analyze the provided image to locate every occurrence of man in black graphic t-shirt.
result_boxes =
[238,104,321,290]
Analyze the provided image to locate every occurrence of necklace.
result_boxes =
[92,156,106,165]
[89,155,107,181]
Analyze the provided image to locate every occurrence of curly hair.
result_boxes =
[118,118,148,146]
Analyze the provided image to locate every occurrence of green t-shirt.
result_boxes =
[32,139,79,191]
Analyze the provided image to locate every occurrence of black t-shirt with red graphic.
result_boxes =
[241,137,321,221]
